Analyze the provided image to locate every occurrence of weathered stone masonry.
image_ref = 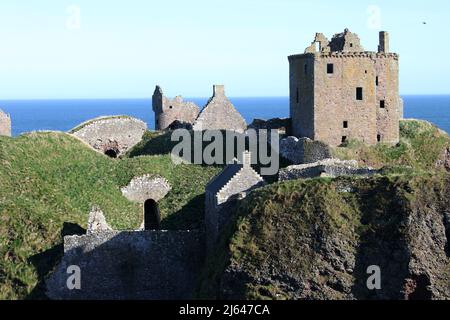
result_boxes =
[0,109,11,137]
[289,29,402,146]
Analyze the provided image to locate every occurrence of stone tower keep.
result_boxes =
[0,109,11,137]
[288,29,402,146]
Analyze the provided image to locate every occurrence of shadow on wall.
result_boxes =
[27,223,86,300]
[45,230,205,300]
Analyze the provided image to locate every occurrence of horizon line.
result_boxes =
[1,93,450,101]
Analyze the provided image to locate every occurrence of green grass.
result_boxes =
[68,115,133,133]
[196,173,450,299]
[0,131,220,299]
[332,119,450,170]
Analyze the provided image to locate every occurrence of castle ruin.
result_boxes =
[152,85,247,133]
[0,109,11,137]
[289,29,402,146]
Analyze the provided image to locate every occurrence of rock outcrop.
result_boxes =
[198,175,450,300]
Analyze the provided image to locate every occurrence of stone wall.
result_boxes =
[121,175,171,203]
[280,136,332,164]
[247,117,291,135]
[279,159,378,181]
[152,86,200,130]
[70,116,147,156]
[193,85,247,133]
[0,109,11,137]
[46,230,204,300]
[289,30,401,147]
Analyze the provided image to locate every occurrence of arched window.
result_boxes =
[144,199,160,230]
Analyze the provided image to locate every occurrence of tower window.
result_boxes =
[376,76,379,86]
[343,121,348,128]
[380,100,385,108]
[377,134,381,142]
[356,87,363,100]
[342,136,347,144]
[327,63,334,74]
[350,43,353,47]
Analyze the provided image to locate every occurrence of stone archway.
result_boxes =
[144,199,160,230]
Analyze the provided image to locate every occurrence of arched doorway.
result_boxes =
[104,149,118,158]
[144,199,160,230]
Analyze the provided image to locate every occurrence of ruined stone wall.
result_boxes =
[288,54,315,138]
[374,56,400,144]
[290,51,400,147]
[216,168,265,205]
[152,86,200,130]
[70,116,147,156]
[313,53,379,146]
[0,110,11,137]
[192,85,247,133]
[46,230,204,300]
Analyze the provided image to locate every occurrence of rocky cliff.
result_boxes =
[197,174,450,300]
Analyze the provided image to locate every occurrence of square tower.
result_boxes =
[288,29,401,146]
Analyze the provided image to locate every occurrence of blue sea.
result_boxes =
[1,96,449,136]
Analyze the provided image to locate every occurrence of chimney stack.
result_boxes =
[242,150,251,168]
[378,31,389,53]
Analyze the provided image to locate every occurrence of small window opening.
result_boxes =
[327,63,334,74]
[365,70,368,74]
[341,136,347,144]
[169,105,173,109]
[343,121,348,128]
[350,43,353,47]
[356,87,363,100]
[380,100,385,108]
[377,134,381,142]
[376,76,379,86]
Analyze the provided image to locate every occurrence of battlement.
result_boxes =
[288,51,399,61]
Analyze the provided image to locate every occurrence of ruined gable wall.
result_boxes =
[216,168,264,205]
[192,87,247,133]
[156,96,199,130]
[46,230,204,299]
[0,111,11,137]
[375,56,400,144]
[289,54,315,138]
[313,53,379,146]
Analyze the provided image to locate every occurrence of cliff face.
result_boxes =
[198,174,450,300]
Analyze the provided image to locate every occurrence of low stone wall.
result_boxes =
[46,230,204,300]
[279,159,378,181]
[70,116,147,156]
[247,117,291,134]
[280,136,332,164]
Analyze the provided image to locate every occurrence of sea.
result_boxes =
[1,95,449,137]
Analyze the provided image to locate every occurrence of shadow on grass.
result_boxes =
[26,222,86,300]
[161,194,205,231]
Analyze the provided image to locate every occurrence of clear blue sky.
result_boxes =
[0,0,449,99]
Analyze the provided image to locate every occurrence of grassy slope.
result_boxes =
[0,132,220,299]
[332,119,450,171]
